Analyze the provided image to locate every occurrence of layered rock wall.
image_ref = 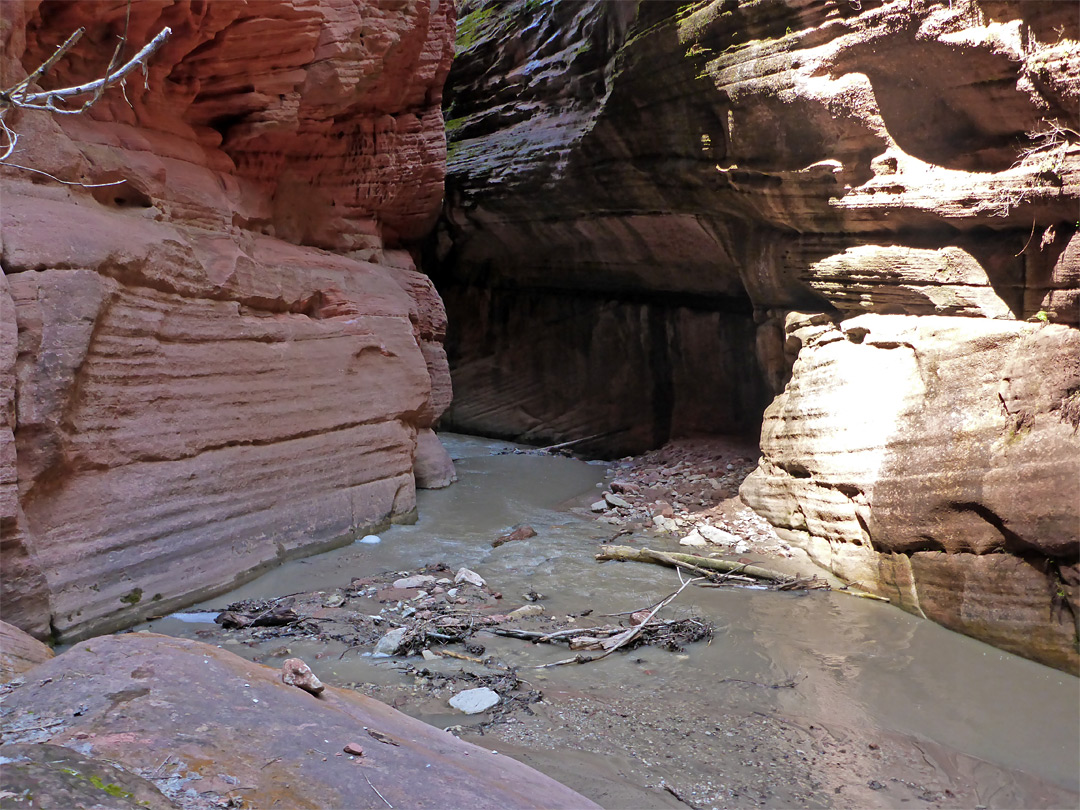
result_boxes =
[744,312,1079,671]
[440,0,1078,670]
[442,286,765,451]
[435,0,774,455]
[1,0,455,641]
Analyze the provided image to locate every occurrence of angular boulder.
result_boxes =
[413,428,458,489]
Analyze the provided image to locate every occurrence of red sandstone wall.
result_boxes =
[0,0,455,641]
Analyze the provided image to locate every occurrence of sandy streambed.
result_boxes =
[140,434,1080,810]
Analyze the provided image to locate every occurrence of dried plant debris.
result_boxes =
[215,601,300,629]
[203,562,713,673]
[586,437,796,559]
[401,664,543,731]
[493,617,712,653]
[189,564,720,736]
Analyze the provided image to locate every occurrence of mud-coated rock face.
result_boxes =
[441,0,1078,669]
[0,0,455,641]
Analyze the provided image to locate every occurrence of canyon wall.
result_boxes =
[0,0,455,642]
[439,0,1079,671]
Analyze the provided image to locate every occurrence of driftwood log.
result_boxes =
[596,545,791,583]
[596,545,891,602]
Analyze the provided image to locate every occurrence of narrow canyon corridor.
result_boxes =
[1,1,1077,808]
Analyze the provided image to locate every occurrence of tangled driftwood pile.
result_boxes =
[203,561,717,673]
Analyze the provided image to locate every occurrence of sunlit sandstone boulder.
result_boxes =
[740,312,1080,673]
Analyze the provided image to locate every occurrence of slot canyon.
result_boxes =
[434,0,1078,674]
[1,1,1077,808]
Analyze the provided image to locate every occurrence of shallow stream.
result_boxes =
[140,434,1080,809]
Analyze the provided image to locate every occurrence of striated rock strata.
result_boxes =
[742,312,1080,672]
[440,0,1078,669]
[1,0,455,642]
[0,619,54,682]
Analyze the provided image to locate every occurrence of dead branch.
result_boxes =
[596,545,793,583]
[6,28,86,102]
[425,649,485,664]
[837,587,890,603]
[720,674,804,689]
[535,429,627,453]
[0,18,171,185]
[533,575,703,667]
[597,545,891,603]
[493,625,620,644]
[1,27,172,115]
[538,626,616,643]
[363,770,393,809]
[645,548,720,580]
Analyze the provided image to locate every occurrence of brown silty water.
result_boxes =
[139,434,1080,810]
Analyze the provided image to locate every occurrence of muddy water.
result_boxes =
[141,434,1079,809]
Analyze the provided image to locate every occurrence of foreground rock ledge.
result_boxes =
[0,633,599,810]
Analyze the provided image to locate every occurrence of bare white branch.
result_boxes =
[0,116,18,162]
[5,27,171,113]
[7,27,86,98]
[0,16,170,191]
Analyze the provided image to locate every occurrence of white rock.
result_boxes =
[679,529,708,547]
[357,534,382,545]
[393,575,437,589]
[734,541,750,554]
[373,627,409,656]
[590,500,608,512]
[698,524,741,546]
[652,515,678,533]
[507,604,545,619]
[422,649,440,661]
[454,568,486,587]
[449,687,500,714]
[604,492,631,508]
